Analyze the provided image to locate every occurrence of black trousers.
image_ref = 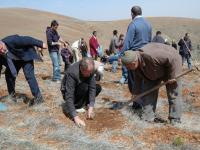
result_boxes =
[5,60,41,97]
[64,63,70,73]
[74,83,102,109]
[81,50,88,58]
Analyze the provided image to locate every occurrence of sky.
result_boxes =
[0,0,199,21]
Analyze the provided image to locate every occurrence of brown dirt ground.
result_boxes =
[0,8,200,149]
[139,126,200,149]
[109,134,133,147]
[84,108,126,134]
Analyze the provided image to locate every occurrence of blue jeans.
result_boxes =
[108,54,119,64]
[119,65,128,84]
[111,61,118,73]
[49,51,61,80]
[182,55,192,69]
[108,54,119,73]
[58,52,62,66]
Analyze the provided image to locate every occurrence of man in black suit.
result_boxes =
[0,35,47,106]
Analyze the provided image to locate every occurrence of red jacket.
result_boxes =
[89,36,99,57]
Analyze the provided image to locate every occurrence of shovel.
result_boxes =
[111,69,194,110]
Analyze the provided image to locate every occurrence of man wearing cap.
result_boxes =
[121,43,182,124]
[0,34,47,106]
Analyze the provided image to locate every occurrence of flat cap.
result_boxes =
[121,50,138,64]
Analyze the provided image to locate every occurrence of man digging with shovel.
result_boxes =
[121,43,183,125]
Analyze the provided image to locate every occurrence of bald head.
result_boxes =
[131,6,142,19]
[80,57,95,77]
[0,41,7,55]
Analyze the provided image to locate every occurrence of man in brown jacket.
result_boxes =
[121,43,182,124]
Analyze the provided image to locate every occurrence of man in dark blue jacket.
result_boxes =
[46,20,66,82]
[0,35,47,106]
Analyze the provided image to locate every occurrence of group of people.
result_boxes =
[105,26,193,86]
[0,5,193,127]
[46,20,101,83]
[152,30,193,69]
[99,5,187,125]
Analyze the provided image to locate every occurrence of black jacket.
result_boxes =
[2,34,43,61]
[46,27,60,52]
[61,62,96,118]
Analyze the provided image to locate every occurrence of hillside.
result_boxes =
[0,8,200,150]
[0,8,200,49]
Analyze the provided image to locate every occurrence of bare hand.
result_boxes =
[74,116,86,127]
[37,47,43,52]
[87,107,95,119]
[118,58,122,65]
[42,43,47,49]
[167,79,176,84]
[57,42,62,46]
[0,42,8,55]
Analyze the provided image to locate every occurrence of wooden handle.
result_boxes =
[127,69,193,105]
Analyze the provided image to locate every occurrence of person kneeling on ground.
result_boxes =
[121,43,183,125]
[0,34,47,106]
[61,57,102,127]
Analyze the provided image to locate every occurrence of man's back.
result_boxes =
[109,35,118,54]
[122,17,152,52]
[2,34,42,61]
[138,43,182,80]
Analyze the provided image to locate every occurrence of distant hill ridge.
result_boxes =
[0,8,199,50]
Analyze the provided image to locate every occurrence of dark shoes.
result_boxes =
[7,92,17,103]
[28,95,44,107]
[132,102,143,117]
[170,118,181,125]
[132,101,143,110]
[154,115,168,124]
[52,79,61,84]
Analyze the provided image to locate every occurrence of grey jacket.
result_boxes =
[109,35,121,54]
[61,62,96,118]
[152,35,165,44]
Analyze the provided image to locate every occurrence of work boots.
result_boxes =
[29,94,44,107]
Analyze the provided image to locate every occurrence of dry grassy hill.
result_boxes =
[0,8,200,50]
[0,8,200,150]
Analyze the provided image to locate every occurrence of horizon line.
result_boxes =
[0,7,200,22]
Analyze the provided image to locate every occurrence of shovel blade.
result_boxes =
[110,102,126,110]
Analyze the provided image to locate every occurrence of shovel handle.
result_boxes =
[128,69,194,105]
